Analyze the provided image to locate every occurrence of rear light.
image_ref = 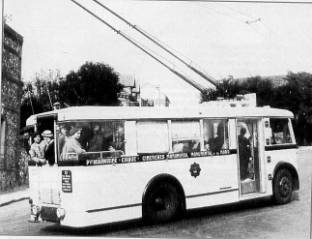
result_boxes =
[56,208,66,220]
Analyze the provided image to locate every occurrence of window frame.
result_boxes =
[136,120,170,154]
[202,118,230,152]
[269,117,295,145]
[57,120,126,161]
[170,119,202,154]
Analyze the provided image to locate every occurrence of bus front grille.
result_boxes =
[41,206,59,223]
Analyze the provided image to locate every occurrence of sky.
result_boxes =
[4,0,312,105]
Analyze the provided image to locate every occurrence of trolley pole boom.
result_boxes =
[70,0,206,92]
[92,0,217,87]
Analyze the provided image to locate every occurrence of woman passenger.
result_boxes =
[62,127,86,159]
[29,132,46,165]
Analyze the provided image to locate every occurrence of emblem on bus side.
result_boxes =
[190,162,201,178]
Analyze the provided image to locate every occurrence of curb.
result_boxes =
[0,196,29,207]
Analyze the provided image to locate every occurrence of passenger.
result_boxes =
[62,127,86,158]
[273,124,284,144]
[29,132,45,165]
[41,130,55,166]
[183,140,200,153]
[205,122,225,154]
[58,125,69,153]
[102,128,115,152]
[22,131,32,155]
[114,126,125,152]
[88,124,104,152]
[238,127,251,180]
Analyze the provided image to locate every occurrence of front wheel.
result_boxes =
[273,169,293,204]
[143,183,180,224]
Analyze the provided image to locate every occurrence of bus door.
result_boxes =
[237,119,261,195]
[30,114,59,205]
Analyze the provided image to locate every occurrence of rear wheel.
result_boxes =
[143,183,180,224]
[273,169,293,204]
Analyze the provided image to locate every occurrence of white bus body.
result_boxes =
[26,106,299,227]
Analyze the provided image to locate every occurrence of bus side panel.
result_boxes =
[264,148,298,196]
[59,154,239,227]
[179,155,239,209]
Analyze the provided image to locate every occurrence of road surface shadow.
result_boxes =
[41,192,299,236]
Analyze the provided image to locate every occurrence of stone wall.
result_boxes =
[0,24,25,191]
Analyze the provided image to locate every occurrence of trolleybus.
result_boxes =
[26,104,299,227]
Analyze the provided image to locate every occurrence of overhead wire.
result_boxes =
[92,0,217,86]
[69,0,206,92]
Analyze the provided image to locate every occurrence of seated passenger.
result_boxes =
[88,124,104,152]
[273,131,284,144]
[206,136,224,154]
[182,141,193,153]
[58,125,69,153]
[62,127,86,159]
[102,128,117,152]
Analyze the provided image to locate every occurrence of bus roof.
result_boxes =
[26,106,294,126]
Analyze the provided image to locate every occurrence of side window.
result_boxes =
[58,121,125,160]
[171,120,201,153]
[203,119,229,153]
[136,121,169,154]
[270,118,293,144]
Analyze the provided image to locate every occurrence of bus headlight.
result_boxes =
[56,208,66,220]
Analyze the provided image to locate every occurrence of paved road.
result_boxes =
[0,150,311,238]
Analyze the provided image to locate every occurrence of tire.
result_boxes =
[143,182,180,224]
[273,169,293,205]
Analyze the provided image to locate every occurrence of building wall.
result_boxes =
[0,24,25,191]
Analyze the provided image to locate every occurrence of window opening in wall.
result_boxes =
[171,120,201,153]
[58,121,125,161]
[203,119,229,154]
[270,118,293,144]
[136,121,169,154]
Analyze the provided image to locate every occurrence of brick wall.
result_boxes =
[0,24,25,191]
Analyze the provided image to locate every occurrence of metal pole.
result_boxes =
[0,0,4,158]
[92,0,218,87]
[70,0,206,92]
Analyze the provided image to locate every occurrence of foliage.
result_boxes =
[58,62,122,106]
[20,62,123,128]
[201,72,312,145]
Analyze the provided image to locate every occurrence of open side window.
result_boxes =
[269,118,294,145]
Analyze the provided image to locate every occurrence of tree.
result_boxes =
[201,72,312,145]
[58,62,123,106]
[20,62,123,128]
[20,82,44,129]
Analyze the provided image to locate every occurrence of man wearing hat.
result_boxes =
[40,130,55,165]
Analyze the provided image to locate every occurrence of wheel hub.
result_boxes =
[279,176,291,196]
